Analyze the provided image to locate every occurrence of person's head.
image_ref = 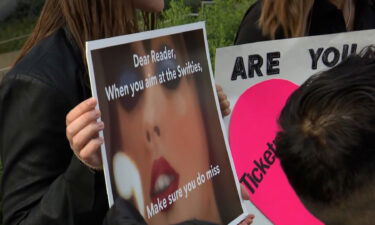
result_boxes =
[16,0,164,68]
[275,47,375,225]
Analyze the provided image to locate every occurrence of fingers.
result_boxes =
[219,95,230,110]
[239,215,255,225]
[71,121,104,152]
[66,98,104,169]
[216,84,223,92]
[79,137,104,167]
[216,85,231,117]
[66,109,101,140]
[220,101,231,116]
[238,184,254,225]
[240,184,250,200]
[66,98,97,125]
[218,91,229,105]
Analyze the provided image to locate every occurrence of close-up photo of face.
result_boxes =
[91,29,244,225]
[111,36,221,225]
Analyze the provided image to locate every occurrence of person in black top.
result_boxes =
[235,0,375,45]
[0,0,161,224]
[0,0,254,224]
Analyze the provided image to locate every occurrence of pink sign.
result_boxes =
[229,79,322,225]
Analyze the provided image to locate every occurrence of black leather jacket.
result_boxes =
[0,29,224,225]
[0,29,108,225]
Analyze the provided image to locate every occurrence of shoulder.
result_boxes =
[3,29,86,106]
[353,0,375,30]
[367,0,375,11]
[234,0,269,45]
[241,0,262,23]
[357,0,375,12]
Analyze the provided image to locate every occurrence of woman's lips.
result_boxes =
[150,157,179,211]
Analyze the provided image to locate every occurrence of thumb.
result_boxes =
[240,184,250,200]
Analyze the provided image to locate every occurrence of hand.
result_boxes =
[238,214,255,225]
[216,84,231,117]
[238,185,254,225]
[240,184,250,200]
[66,98,104,169]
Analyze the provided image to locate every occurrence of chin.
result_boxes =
[136,1,165,13]
[152,2,164,12]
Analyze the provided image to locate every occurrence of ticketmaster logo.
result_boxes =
[240,141,277,194]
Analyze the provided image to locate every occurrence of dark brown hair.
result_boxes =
[275,47,375,224]
[15,0,154,71]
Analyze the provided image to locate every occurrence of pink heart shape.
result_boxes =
[229,79,322,225]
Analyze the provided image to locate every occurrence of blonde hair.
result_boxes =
[259,0,314,39]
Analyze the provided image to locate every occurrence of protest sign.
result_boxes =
[86,22,246,225]
[215,29,375,225]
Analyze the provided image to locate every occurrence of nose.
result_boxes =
[143,102,164,159]
[142,81,165,153]
[146,125,161,143]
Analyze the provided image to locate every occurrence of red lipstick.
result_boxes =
[150,157,179,211]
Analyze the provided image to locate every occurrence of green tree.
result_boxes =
[160,0,195,27]
[160,0,255,67]
[198,0,255,65]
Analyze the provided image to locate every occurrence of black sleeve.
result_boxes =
[102,198,219,225]
[103,198,146,225]
[0,74,106,225]
[234,0,271,45]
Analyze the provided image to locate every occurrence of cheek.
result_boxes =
[121,116,147,155]
[118,113,152,198]
[165,82,210,167]
[166,80,199,118]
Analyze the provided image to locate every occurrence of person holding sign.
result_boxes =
[0,0,253,225]
[275,48,375,225]
[0,0,161,225]
[235,0,375,44]
[87,20,254,225]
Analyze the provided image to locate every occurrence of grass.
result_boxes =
[0,17,37,54]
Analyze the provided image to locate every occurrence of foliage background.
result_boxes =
[0,0,255,64]
[161,0,255,66]
[0,0,43,53]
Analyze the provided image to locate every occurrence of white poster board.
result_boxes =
[215,29,375,225]
[86,22,247,225]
